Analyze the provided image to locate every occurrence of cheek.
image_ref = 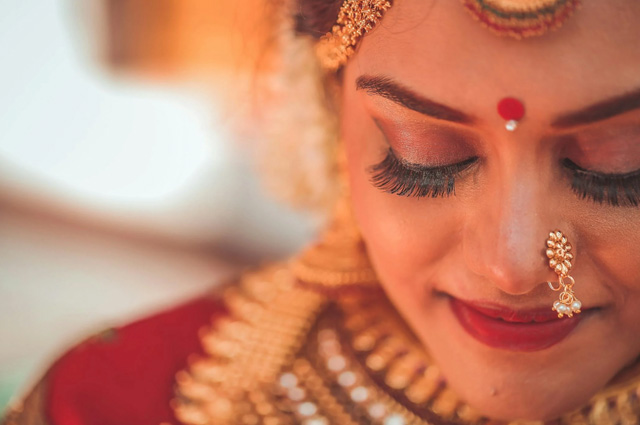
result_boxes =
[343,133,462,296]
[589,225,640,360]
[578,217,640,315]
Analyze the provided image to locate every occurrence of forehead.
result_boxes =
[352,0,640,117]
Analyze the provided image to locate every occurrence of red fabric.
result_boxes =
[45,294,227,425]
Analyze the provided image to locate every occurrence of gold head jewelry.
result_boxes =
[546,230,582,318]
[462,0,582,39]
[316,0,392,71]
[315,0,582,72]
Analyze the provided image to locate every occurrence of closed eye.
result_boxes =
[369,149,478,198]
[563,158,640,207]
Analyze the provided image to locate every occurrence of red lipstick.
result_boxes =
[450,297,582,352]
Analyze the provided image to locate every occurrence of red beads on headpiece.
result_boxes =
[497,97,525,131]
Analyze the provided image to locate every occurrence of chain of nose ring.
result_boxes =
[546,230,582,318]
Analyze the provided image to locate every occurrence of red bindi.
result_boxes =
[497,97,525,131]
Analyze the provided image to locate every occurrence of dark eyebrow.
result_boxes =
[356,75,475,124]
[552,88,640,129]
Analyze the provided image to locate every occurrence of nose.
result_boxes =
[463,169,555,296]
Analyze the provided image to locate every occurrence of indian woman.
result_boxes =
[4,0,640,424]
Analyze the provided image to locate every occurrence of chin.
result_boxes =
[427,332,615,422]
[416,298,615,422]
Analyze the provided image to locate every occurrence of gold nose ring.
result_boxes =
[545,230,582,318]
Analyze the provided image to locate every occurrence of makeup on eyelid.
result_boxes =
[371,110,640,175]
[559,124,640,174]
[373,116,479,166]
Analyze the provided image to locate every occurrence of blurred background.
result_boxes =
[0,0,317,410]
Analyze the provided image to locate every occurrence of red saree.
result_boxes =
[2,294,226,425]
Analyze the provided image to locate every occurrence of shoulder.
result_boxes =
[6,292,227,425]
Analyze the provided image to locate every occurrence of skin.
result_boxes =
[340,0,640,421]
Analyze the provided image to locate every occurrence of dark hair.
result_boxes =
[294,0,342,39]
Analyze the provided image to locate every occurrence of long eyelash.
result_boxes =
[369,149,477,198]
[564,158,640,207]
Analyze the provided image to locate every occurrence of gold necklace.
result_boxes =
[172,263,640,425]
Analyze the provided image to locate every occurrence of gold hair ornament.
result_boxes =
[316,0,392,71]
[315,0,582,72]
[546,230,581,318]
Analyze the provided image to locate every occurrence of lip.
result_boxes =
[450,297,584,352]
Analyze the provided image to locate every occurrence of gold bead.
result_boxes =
[241,414,259,425]
[353,332,377,352]
[366,338,403,371]
[457,404,482,422]
[405,366,440,404]
[432,388,459,418]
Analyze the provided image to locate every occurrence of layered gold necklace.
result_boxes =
[172,264,640,425]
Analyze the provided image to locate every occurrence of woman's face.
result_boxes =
[342,0,640,420]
